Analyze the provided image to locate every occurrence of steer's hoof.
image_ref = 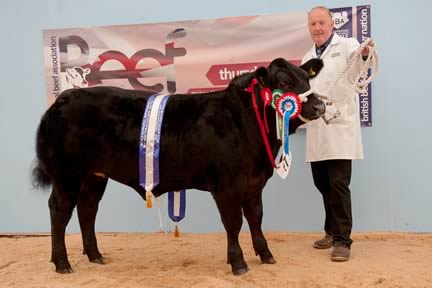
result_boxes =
[56,266,73,274]
[90,256,106,265]
[261,257,276,264]
[232,266,249,276]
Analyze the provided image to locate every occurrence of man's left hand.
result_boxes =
[361,40,375,57]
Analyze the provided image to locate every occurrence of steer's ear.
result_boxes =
[255,67,269,86]
[300,58,324,79]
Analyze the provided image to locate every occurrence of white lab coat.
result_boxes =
[302,33,364,162]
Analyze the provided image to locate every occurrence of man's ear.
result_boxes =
[300,58,324,79]
[255,67,269,86]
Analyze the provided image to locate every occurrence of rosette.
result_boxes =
[275,92,302,119]
[271,89,284,109]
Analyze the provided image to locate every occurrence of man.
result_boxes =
[302,6,374,262]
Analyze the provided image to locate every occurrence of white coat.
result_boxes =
[301,33,364,162]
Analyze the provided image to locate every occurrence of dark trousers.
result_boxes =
[311,159,353,248]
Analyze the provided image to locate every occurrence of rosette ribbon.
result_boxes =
[273,91,302,179]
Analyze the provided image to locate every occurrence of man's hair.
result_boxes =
[308,6,333,20]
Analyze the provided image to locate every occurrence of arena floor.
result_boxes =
[1,232,431,288]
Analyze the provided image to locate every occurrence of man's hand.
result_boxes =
[361,40,375,57]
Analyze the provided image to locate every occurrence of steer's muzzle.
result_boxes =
[306,93,326,120]
[314,101,326,118]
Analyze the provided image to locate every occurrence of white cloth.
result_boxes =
[302,33,364,162]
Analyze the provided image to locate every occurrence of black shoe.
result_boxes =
[331,245,350,262]
[313,234,333,249]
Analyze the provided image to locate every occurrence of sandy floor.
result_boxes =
[1,232,431,288]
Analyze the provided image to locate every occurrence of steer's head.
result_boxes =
[254,57,325,123]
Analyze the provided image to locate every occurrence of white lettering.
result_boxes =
[360,9,369,39]
[218,66,258,81]
[359,87,369,122]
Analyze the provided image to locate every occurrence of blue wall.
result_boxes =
[1,0,431,234]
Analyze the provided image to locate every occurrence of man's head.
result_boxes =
[308,6,334,47]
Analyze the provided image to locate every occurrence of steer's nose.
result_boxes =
[314,102,326,116]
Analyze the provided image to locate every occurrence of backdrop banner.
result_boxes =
[43,5,372,126]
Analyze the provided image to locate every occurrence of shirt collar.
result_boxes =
[315,32,334,58]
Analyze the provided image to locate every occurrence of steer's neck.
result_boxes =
[289,117,306,135]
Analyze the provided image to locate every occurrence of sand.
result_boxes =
[1,232,431,288]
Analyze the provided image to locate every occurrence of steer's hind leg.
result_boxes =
[243,192,275,264]
[77,174,108,264]
[213,188,249,275]
[49,179,80,273]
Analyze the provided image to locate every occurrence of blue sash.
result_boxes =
[138,94,186,225]
[139,94,170,193]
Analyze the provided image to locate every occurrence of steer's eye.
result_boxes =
[279,80,288,87]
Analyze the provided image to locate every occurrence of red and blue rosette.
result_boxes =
[275,92,302,119]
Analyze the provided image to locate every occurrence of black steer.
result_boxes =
[32,57,324,275]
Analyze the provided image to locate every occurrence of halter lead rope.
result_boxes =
[325,38,379,96]
[318,38,380,124]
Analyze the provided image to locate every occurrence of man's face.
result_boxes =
[308,8,334,47]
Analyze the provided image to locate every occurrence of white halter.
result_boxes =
[297,89,313,123]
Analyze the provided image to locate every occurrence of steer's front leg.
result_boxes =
[243,192,275,264]
[213,189,249,275]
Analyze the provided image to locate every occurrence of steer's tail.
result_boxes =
[31,160,52,190]
[32,110,53,190]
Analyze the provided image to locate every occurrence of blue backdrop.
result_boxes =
[0,0,430,233]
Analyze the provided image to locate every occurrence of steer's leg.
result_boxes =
[77,174,108,264]
[243,192,275,264]
[49,179,80,273]
[213,189,249,275]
